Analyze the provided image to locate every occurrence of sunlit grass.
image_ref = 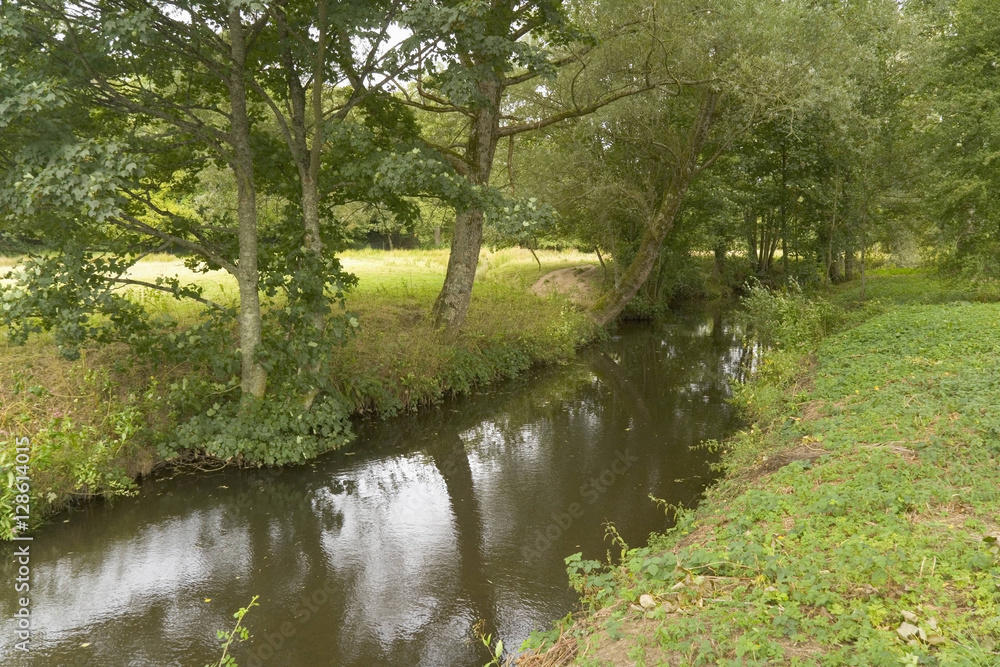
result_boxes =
[826,268,1000,307]
[6,247,598,322]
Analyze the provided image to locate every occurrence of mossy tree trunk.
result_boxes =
[229,6,266,399]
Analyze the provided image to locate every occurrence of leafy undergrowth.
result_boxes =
[0,248,598,538]
[520,277,1000,666]
[0,342,161,537]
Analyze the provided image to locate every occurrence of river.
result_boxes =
[0,308,751,666]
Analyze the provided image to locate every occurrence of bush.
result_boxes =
[166,393,353,466]
[738,280,838,350]
[718,255,756,293]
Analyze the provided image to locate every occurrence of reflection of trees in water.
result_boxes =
[427,433,497,652]
[0,310,753,667]
[591,352,654,424]
[372,366,599,655]
[0,483,264,666]
[415,308,751,622]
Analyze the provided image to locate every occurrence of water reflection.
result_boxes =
[0,308,751,666]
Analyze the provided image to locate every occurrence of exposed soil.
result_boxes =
[530,265,603,307]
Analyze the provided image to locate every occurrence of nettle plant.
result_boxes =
[738,280,840,351]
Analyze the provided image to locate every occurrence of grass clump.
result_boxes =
[0,343,161,537]
[521,272,1000,667]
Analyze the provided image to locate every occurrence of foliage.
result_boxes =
[482,197,557,252]
[738,281,840,351]
[474,619,506,667]
[0,365,146,540]
[0,248,358,467]
[205,595,259,667]
[917,0,1000,280]
[0,250,152,360]
[167,394,352,466]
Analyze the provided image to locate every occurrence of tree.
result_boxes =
[399,0,661,332]
[3,0,446,401]
[917,0,1000,278]
[7,0,279,396]
[531,0,830,325]
[242,0,439,406]
[523,0,918,322]
[0,0,488,462]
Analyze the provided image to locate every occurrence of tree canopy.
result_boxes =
[1,0,995,461]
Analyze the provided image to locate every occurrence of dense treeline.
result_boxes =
[1,0,997,461]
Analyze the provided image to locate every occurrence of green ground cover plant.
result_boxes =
[520,271,1000,666]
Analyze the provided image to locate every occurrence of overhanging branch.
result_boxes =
[110,276,226,310]
[498,82,661,137]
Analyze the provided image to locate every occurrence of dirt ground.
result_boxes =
[530,265,603,307]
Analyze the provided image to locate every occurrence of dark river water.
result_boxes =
[0,309,751,666]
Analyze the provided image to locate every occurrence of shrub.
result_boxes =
[165,393,353,466]
[738,280,838,350]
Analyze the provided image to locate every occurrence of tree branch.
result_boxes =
[114,213,238,275]
[498,82,660,137]
[503,47,592,87]
[417,138,470,176]
[110,276,226,310]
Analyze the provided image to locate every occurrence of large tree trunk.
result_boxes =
[229,7,267,398]
[844,247,856,281]
[434,208,485,331]
[433,79,502,333]
[835,252,846,282]
[589,90,719,328]
[824,174,841,288]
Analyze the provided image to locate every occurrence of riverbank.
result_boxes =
[519,271,1000,666]
[0,304,745,667]
[0,249,599,538]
